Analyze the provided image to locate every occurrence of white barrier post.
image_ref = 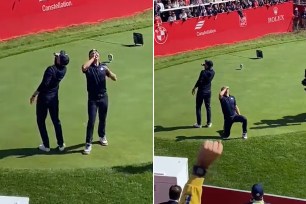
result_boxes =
[0,196,29,204]
[154,156,189,204]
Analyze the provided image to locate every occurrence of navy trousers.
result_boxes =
[36,96,64,148]
[223,115,247,138]
[196,92,211,125]
[85,94,108,144]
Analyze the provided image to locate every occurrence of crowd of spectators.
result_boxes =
[154,0,288,22]
[294,7,306,30]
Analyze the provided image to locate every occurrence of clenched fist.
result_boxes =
[196,140,223,170]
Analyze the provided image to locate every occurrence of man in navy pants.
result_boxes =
[81,49,117,155]
[192,60,215,128]
[30,50,69,152]
[219,86,248,139]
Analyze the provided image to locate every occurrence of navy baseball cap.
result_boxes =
[54,50,69,66]
[89,49,99,57]
[251,184,264,200]
[201,60,213,67]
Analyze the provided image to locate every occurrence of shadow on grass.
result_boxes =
[89,38,123,45]
[216,130,223,136]
[122,44,138,47]
[226,53,250,59]
[112,162,152,174]
[176,135,221,141]
[155,125,195,133]
[251,113,306,130]
[90,39,142,47]
[0,143,89,159]
[215,130,246,140]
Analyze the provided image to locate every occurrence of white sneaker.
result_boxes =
[205,123,212,128]
[242,133,248,139]
[99,137,108,146]
[38,144,50,152]
[83,144,92,155]
[58,143,66,152]
[193,123,202,128]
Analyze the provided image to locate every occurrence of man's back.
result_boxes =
[197,69,215,94]
[37,65,67,99]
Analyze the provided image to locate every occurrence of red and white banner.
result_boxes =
[202,185,306,203]
[155,2,293,56]
[0,0,151,41]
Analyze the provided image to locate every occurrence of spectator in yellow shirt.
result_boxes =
[179,140,223,204]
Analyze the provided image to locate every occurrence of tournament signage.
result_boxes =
[155,2,293,56]
[0,0,151,40]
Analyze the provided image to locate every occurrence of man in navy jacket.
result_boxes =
[30,50,69,152]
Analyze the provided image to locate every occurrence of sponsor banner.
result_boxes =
[155,2,293,56]
[0,0,151,40]
[202,185,306,203]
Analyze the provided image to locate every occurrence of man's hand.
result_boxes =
[219,86,229,100]
[235,105,241,115]
[94,52,99,60]
[30,95,37,105]
[82,58,95,72]
[196,140,223,170]
[106,68,117,81]
[192,88,196,95]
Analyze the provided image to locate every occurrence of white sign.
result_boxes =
[0,196,29,204]
[154,156,189,204]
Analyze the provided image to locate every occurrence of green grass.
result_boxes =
[0,10,151,60]
[155,32,306,199]
[155,132,306,198]
[155,31,306,70]
[0,163,152,204]
[0,11,153,203]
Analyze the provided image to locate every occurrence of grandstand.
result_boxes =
[155,0,289,22]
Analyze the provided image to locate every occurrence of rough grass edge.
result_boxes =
[0,10,152,59]
[155,31,306,70]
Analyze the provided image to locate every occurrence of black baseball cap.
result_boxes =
[201,60,213,68]
[251,184,264,200]
[54,50,69,66]
[89,49,99,57]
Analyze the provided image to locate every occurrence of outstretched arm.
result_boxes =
[179,140,223,204]
[30,67,52,104]
[106,68,117,81]
[192,71,203,95]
